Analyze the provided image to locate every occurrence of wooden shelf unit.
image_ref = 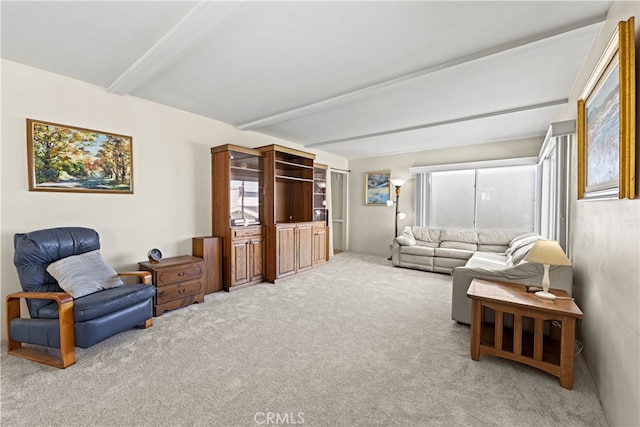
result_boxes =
[211,144,265,291]
[312,163,329,265]
[260,145,315,282]
[210,143,330,289]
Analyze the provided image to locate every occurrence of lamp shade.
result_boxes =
[389,178,406,187]
[524,240,572,266]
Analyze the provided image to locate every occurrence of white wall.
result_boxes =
[0,59,348,340]
[348,138,542,256]
[555,2,640,425]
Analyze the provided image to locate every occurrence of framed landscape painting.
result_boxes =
[27,119,133,194]
[365,170,390,205]
[577,17,635,200]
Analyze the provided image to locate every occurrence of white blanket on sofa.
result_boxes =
[451,251,573,324]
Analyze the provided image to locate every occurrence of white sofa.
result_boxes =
[391,226,573,324]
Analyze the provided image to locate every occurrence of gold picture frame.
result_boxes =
[577,17,635,200]
[27,119,134,194]
[365,170,391,205]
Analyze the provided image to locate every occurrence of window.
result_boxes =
[538,134,570,250]
[475,165,537,230]
[412,122,572,245]
[413,159,538,231]
[429,170,475,228]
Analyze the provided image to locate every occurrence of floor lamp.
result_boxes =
[387,178,407,236]
[387,178,406,260]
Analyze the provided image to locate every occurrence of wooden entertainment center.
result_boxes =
[211,144,329,291]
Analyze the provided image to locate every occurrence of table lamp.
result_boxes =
[524,240,572,300]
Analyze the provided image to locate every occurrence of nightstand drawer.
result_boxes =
[156,263,203,286]
[156,279,204,305]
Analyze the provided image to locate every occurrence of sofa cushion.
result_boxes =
[415,240,440,248]
[401,245,435,257]
[395,255,434,271]
[38,284,156,322]
[478,230,522,245]
[441,228,478,244]
[477,244,509,253]
[46,250,124,299]
[478,230,522,252]
[433,257,468,272]
[441,241,478,251]
[412,227,441,244]
[434,247,474,260]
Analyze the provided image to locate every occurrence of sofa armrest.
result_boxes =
[391,239,401,265]
[5,291,75,368]
[118,271,152,284]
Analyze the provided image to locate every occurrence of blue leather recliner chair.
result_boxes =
[8,227,156,368]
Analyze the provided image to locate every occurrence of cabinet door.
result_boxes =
[313,227,327,265]
[231,239,250,286]
[276,225,296,278]
[297,223,314,272]
[249,237,264,283]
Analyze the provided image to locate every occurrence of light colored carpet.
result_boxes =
[1,252,607,426]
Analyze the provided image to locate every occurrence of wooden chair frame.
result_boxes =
[6,291,76,368]
[6,271,152,369]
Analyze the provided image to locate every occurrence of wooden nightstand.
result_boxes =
[139,256,205,316]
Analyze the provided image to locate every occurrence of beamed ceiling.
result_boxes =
[1,1,611,159]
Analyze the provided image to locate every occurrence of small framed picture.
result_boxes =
[365,170,390,205]
[27,119,133,194]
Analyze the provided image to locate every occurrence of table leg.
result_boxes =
[534,318,543,361]
[495,310,503,351]
[559,317,576,389]
[470,299,481,361]
[513,314,523,356]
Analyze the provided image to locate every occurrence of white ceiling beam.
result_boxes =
[108,1,245,95]
[305,99,568,148]
[237,14,605,131]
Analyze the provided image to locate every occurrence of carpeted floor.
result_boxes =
[1,252,608,426]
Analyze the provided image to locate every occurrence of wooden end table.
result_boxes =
[467,279,583,389]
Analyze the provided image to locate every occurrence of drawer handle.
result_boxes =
[178,288,186,294]
[178,272,186,277]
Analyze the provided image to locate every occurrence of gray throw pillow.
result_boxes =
[46,250,124,298]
